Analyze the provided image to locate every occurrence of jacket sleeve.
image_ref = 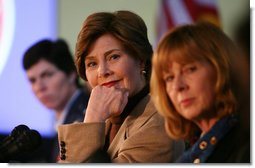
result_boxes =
[111,113,185,163]
[57,122,105,163]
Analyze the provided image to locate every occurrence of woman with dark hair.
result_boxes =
[151,22,250,163]
[23,39,90,162]
[57,10,184,163]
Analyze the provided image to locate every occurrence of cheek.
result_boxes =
[121,65,139,86]
[165,85,173,100]
[169,92,177,107]
[203,90,216,106]
[31,84,37,93]
[166,88,180,112]
[197,80,216,108]
[50,80,64,94]
[32,86,41,98]
[202,76,216,98]
[86,71,96,88]
[122,75,135,95]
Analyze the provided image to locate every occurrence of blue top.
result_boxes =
[176,114,237,163]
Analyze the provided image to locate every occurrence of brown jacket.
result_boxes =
[58,95,185,163]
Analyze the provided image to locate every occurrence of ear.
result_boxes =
[140,60,145,71]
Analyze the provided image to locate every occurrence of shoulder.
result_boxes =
[124,95,165,132]
[76,89,90,103]
[207,123,250,163]
[71,90,89,111]
[65,90,89,123]
[128,95,162,121]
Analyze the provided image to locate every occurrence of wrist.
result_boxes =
[84,109,107,123]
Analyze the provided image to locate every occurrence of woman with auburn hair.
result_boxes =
[57,10,184,163]
[150,22,250,163]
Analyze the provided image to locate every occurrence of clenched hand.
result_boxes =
[84,85,129,122]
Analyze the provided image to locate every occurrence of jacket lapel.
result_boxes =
[107,95,156,159]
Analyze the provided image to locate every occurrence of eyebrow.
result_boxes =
[28,68,56,79]
[85,49,122,60]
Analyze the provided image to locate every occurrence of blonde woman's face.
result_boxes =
[85,34,145,97]
[163,60,217,122]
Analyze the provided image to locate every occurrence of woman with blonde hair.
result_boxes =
[151,22,250,163]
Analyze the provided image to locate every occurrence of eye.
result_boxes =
[109,54,120,61]
[41,71,56,80]
[164,75,174,82]
[86,61,97,68]
[44,71,54,77]
[29,78,36,84]
[184,65,197,73]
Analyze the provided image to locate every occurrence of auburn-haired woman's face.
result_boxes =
[85,34,145,97]
[163,60,217,122]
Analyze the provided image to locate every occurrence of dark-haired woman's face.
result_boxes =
[26,59,76,111]
[85,34,145,97]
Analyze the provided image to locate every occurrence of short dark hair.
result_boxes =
[22,39,81,87]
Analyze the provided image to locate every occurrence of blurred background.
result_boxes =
[0,0,249,139]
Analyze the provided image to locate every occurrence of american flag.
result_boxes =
[155,0,220,45]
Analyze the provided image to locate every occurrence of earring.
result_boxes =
[142,70,146,74]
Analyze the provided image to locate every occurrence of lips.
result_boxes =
[101,80,120,88]
[39,96,55,109]
[180,98,195,107]
[39,95,52,103]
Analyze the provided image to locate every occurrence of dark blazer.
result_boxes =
[50,90,89,162]
[176,115,250,163]
[207,124,250,163]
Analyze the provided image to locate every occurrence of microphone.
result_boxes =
[0,126,42,162]
[0,125,30,151]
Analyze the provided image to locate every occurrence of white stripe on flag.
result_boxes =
[167,0,192,25]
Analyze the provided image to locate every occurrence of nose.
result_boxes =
[172,75,187,92]
[98,62,112,78]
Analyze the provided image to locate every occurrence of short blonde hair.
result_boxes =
[150,22,238,140]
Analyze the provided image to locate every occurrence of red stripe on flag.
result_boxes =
[155,0,220,46]
[182,0,220,25]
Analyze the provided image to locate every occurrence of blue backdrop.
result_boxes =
[0,0,57,137]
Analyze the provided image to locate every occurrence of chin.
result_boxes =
[44,104,55,110]
[181,110,199,121]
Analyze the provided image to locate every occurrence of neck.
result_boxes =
[55,111,62,121]
[196,117,219,136]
